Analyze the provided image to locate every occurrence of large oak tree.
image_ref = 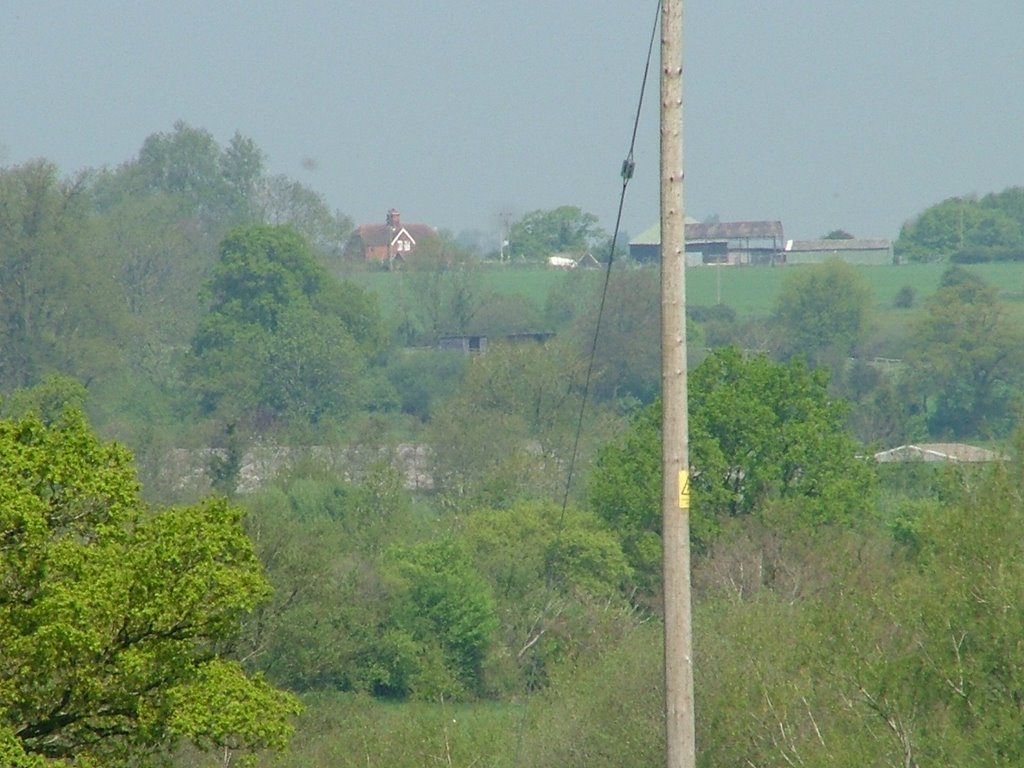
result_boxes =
[0,410,299,766]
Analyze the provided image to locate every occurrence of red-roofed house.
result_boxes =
[345,209,437,266]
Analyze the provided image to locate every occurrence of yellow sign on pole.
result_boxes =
[678,470,690,509]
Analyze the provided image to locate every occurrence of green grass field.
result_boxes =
[350,261,1024,335]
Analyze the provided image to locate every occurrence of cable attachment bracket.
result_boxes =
[621,154,635,181]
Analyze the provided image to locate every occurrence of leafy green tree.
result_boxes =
[189,225,389,429]
[0,410,299,765]
[904,270,1024,438]
[459,500,633,691]
[382,538,499,699]
[590,348,874,585]
[823,228,855,240]
[0,373,88,422]
[427,340,617,510]
[585,401,666,589]
[574,268,705,404]
[508,206,605,262]
[691,348,874,523]
[255,174,354,260]
[108,121,262,229]
[896,197,974,262]
[238,462,415,693]
[896,190,1024,262]
[772,258,873,366]
[0,161,128,391]
[259,303,372,425]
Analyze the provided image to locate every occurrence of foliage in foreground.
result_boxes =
[284,454,1024,768]
[590,347,875,588]
[0,411,299,766]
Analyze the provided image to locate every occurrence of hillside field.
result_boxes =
[352,261,1024,329]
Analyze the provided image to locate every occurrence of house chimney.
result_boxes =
[386,209,401,228]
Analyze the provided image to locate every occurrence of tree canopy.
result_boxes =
[508,206,605,262]
[772,258,872,366]
[189,224,389,429]
[590,347,874,586]
[904,268,1024,437]
[0,161,128,393]
[895,188,1024,262]
[0,410,299,766]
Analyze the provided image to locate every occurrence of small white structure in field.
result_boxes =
[547,255,578,269]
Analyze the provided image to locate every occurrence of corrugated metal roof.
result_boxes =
[874,443,1005,463]
[788,238,891,252]
[686,221,783,240]
[630,219,779,245]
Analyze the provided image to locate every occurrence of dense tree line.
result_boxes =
[896,186,1024,262]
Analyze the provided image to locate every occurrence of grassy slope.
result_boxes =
[352,261,1024,327]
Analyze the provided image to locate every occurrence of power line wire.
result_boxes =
[550,0,662,576]
[512,3,662,765]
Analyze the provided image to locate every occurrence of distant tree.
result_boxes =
[189,225,388,429]
[238,462,415,693]
[134,121,261,225]
[0,410,299,765]
[394,264,481,346]
[93,192,207,319]
[823,229,855,240]
[937,263,986,293]
[459,499,634,691]
[508,206,606,262]
[254,174,353,260]
[0,160,128,391]
[428,340,613,510]
[573,269,704,404]
[221,130,266,210]
[577,269,660,402]
[391,231,486,346]
[89,122,266,241]
[772,259,873,366]
[385,349,467,422]
[904,270,1024,438]
[892,284,916,308]
[0,373,88,422]
[896,191,1024,262]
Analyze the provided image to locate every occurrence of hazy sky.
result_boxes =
[3,1,1023,243]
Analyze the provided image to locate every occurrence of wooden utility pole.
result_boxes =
[660,0,696,767]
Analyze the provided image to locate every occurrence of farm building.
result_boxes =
[784,238,894,266]
[874,443,1005,464]
[438,332,554,354]
[630,220,785,266]
[345,209,437,266]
